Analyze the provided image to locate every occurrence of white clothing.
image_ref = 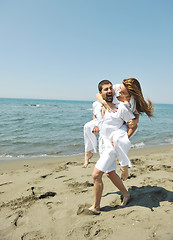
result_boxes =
[83,84,138,170]
[111,125,131,167]
[95,148,117,173]
[94,100,135,173]
[93,101,134,143]
[84,84,137,153]
[84,95,118,153]
[84,118,98,153]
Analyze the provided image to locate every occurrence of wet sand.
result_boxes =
[0,145,173,240]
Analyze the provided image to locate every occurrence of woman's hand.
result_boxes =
[96,92,117,112]
[127,118,138,128]
[102,100,117,113]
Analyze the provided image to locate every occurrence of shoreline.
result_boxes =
[0,144,173,240]
[0,144,172,169]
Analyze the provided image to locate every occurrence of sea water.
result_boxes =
[0,98,173,161]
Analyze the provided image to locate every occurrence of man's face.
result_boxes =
[100,83,114,102]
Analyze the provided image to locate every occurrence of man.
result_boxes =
[89,80,135,213]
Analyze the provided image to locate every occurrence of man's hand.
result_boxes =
[92,126,100,134]
[127,118,138,128]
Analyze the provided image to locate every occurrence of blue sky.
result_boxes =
[0,0,173,104]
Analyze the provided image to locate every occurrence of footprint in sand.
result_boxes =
[130,158,144,165]
[21,231,45,240]
[160,165,173,172]
[68,181,94,194]
[54,164,68,172]
[45,200,62,210]
[1,191,57,211]
[67,219,113,239]
[0,195,37,211]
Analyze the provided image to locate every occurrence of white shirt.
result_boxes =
[93,98,135,141]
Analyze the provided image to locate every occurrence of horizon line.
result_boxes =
[0,97,172,105]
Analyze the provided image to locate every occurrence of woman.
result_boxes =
[84,78,153,179]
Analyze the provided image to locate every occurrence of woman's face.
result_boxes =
[119,84,130,97]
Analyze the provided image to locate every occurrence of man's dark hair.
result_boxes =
[98,80,112,92]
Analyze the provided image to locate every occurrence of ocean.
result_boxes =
[0,98,173,161]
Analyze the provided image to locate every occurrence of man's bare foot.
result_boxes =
[121,193,131,207]
[83,152,93,168]
[121,165,129,181]
[88,205,100,214]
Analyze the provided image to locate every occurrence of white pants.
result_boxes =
[84,119,98,153]
[111,125,132,167]
[95,127,132,172]
[84,119,137,168]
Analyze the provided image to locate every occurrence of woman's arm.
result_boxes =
[96,93,117,112]
[127,114,139,128]
[127,125,138,138]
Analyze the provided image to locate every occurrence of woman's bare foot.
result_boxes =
[83,152,93,168]
[121,192,131,207]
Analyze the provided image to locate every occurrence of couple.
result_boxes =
[84,78,153,213]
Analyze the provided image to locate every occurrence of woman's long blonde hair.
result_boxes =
[123,78,153,117]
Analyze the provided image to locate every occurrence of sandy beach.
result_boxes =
[0,145,173,240]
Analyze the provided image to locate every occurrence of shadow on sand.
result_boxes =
[101,185,173,212]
